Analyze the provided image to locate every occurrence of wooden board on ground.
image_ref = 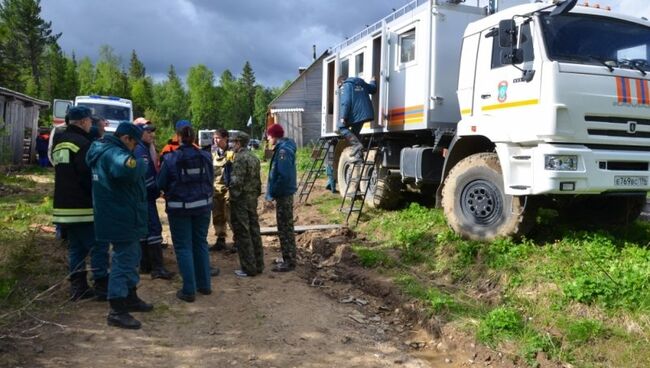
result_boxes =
[260,224,343,235]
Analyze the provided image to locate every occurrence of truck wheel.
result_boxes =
[441,152,536,241]
[366,165,402,210]
[337,146,361,199]
[337,147,402,209]
[563,194,645,226]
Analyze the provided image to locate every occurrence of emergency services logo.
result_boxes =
[497,81,508,103]
[614,77,650,108]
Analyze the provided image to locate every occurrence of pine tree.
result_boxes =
[240,61,256,122]
[63,53,79,99]
[128,49,146,79]
[0,0,60,95]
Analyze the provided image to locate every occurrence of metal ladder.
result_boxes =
[339,135,378,227]
[298,137,334,203]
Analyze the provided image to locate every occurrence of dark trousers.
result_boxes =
[169,213,211,295]
[66,222,109,280]
[107,240,141,300]
[275,195,296,265]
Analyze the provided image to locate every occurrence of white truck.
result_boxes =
[53,95,133,133]
[322,0,650,240]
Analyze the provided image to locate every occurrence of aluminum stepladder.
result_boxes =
[339,135,379,227]
[297,137,335,203]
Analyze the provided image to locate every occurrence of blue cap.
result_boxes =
[115,122,143,144]
[67,106,92,121]
[175,120,191,131]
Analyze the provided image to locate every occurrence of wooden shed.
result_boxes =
[0,87,50,165]
[268,52,328,147]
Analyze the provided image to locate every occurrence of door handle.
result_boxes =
[481,94,491,99]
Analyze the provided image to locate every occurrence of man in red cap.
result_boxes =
[265,123,297,272]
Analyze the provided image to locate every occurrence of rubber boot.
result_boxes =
[149,244,175,280]
[125,287,154,312]
[70,271,95,301]
[93,276,109,302]
[107,298,141,330]
[343,134,363,162]
[139,241,151,274]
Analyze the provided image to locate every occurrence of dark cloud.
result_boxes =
[41,0,400,87]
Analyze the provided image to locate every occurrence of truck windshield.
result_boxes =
[77,103,131,121]
[540,13,650,72]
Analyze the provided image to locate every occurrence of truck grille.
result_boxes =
[585,115,650,139]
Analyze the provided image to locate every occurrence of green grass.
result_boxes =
[337,196,650,367]
[0,168,64,324]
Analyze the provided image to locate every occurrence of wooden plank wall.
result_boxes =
[0,96,42,165]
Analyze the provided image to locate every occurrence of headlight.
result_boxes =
[544,155,578,171]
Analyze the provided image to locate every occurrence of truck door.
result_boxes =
[52,99,72,127]
[378,21,391,127]
[473,21,541,141]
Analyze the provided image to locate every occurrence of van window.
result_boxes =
[399,29,416,63]
[355,53,364,76]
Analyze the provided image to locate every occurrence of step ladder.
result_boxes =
[339,135,379,227]
[297,137,335,203]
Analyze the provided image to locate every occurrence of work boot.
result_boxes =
[93,276,109,302]
[69,271,95,301]
[149,243,175,280]
[210,237,226,252]
[107,298,141,330]
[271,261,296,273]
[125,287,154,312]
[139,241,151,274]
[343,134,363,161]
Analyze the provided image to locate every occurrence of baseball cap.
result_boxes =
[175,120,191,131]
[115,122,144,144]
[67,106,92,121]
[134,117,156,132]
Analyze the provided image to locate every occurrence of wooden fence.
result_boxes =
[0,87,49,165]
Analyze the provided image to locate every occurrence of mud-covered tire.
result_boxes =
[441,152,536,241]
[337,147,402,209]
[562,194,645,226]
[366,165,402,210]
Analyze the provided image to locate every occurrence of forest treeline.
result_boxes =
[0,0,289,133]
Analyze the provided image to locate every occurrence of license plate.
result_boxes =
[614,176,648,187]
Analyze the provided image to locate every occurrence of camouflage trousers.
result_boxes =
[211,190,230,238]
[275,195,296,266]
[230,195,264,275]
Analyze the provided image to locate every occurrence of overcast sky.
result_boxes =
[40,0,648,88]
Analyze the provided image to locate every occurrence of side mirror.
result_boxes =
[499,19,517,48]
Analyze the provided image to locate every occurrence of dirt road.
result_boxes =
[13,194,467,368]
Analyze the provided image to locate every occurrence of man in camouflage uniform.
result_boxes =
[229,132,263,277]
[210,128,233,252]
[265,124,297,272]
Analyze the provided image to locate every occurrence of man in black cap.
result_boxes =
[87,122,153,330]
[52,106,110,301]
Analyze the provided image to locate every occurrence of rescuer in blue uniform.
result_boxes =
[157,120,214,302]
[52,106,109,301]
[133,118,175,280]
[87,122,153,330]
[337,76,376,161]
